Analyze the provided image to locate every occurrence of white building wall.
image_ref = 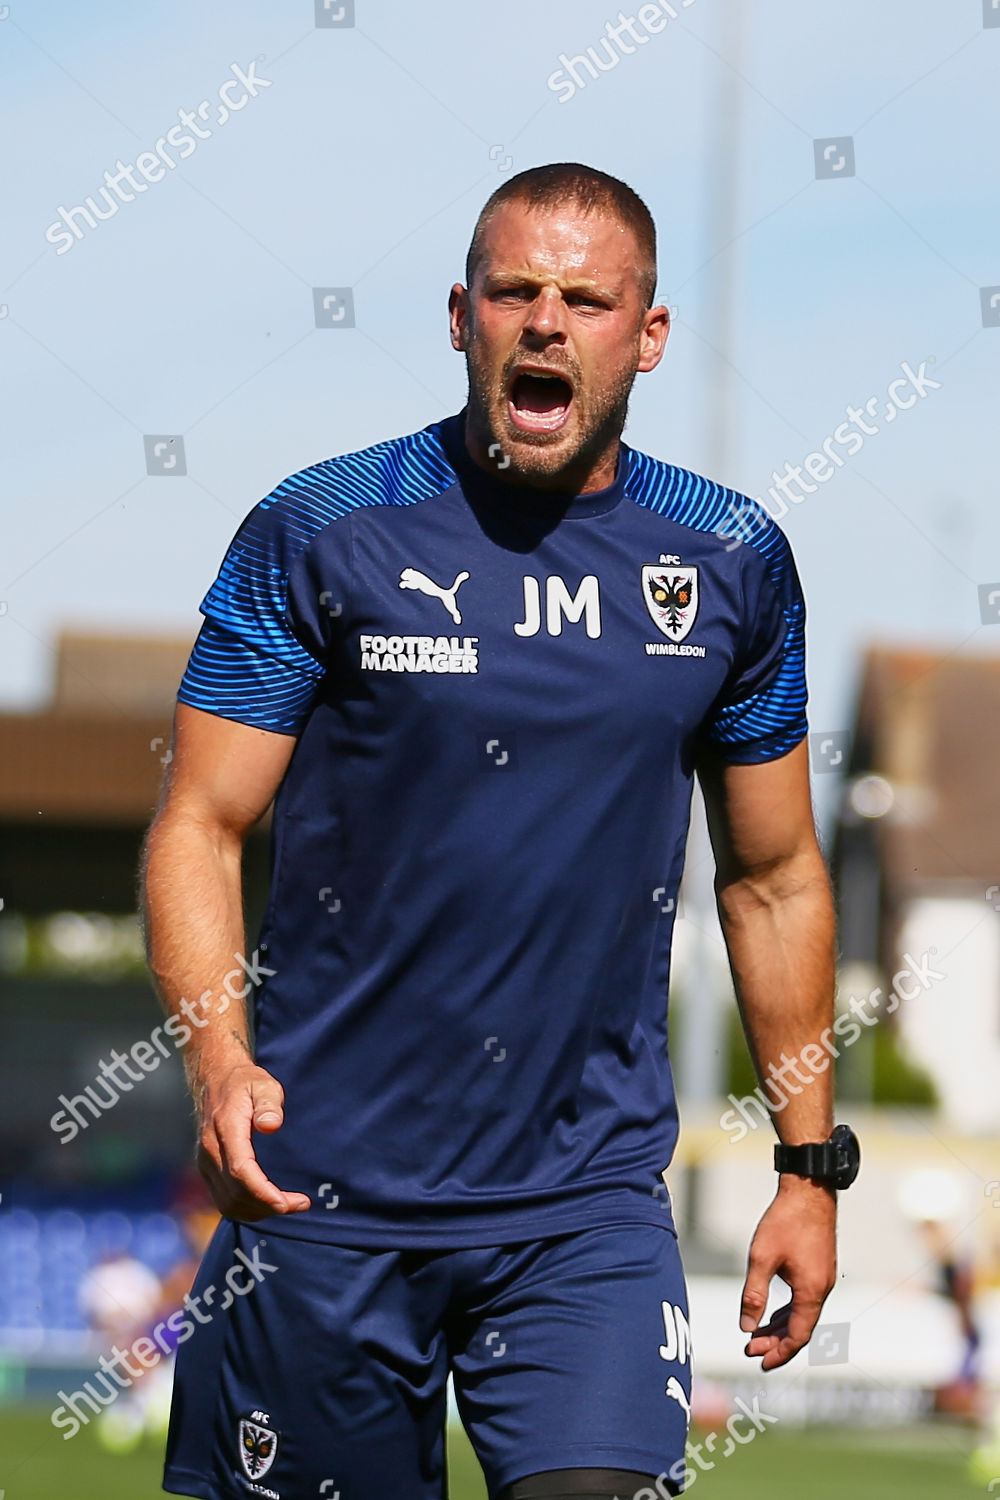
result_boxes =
[895,896,1000,1134]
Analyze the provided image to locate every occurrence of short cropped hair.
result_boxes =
[465,162,658,309]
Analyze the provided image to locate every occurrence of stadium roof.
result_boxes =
[0,630,193,824]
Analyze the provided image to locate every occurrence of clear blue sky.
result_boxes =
[3,0,998,829]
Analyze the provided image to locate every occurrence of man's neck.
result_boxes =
[462,410,621,495]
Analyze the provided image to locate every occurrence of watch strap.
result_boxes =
[774,1141,838,1178]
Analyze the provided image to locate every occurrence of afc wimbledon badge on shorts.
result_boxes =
[239,1414,279,1482]
[642,557,699,642]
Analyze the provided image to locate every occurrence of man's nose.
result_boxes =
[522,287,568,341]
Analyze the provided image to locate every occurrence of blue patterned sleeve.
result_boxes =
[176,491,331,735]
[178,618,322,735]
[705,522,808,763]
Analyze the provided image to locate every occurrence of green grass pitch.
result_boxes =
[0,1406,989,1498]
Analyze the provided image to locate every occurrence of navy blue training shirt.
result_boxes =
[176,410,808,1249]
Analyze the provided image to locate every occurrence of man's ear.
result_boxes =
[637,303,670,374]
[449,283,470,352]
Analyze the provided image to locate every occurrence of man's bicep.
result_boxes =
[162,702,298,838]
[698,738,816,884]
[165,605,322,836]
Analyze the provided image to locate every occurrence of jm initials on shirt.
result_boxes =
[514,574,602,638]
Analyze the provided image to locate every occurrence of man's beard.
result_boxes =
[464,341,637,489]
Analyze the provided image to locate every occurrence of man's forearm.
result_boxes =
[140,811,254,1092]
[717,848,836,1145]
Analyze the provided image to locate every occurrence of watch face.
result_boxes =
[831,1123,860,1188]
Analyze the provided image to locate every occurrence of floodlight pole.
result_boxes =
[677,0,745,1117]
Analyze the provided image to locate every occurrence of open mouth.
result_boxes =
[507,370,574,433]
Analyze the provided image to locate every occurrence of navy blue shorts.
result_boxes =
[163,1219,691,1500]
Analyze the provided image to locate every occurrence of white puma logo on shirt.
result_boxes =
[398,567,470,625]
[665,1376,691,1418]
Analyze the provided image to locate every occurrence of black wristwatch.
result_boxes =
[774,1123,860,1190]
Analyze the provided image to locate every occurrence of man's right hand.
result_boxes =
[195,1058,312,1221]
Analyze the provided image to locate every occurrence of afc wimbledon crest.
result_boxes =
[239,1416,278,1481]
[642,557,699,642]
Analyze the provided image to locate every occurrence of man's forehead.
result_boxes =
[477,203,638,287]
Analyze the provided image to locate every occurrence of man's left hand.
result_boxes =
[740,1176,837,1370]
